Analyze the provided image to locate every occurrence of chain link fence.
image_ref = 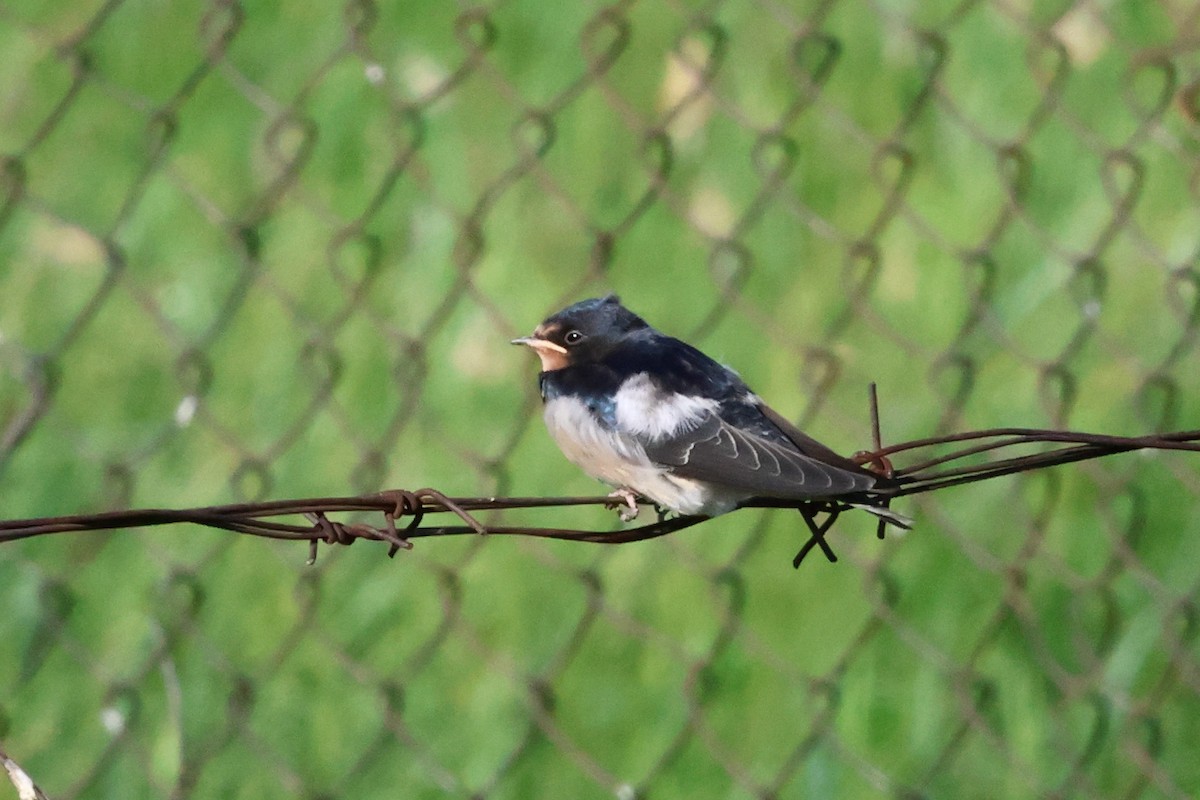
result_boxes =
[2,1,1199,797]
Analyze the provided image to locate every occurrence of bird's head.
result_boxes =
[512,295,649,371]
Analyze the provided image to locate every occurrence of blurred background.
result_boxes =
[2,1,1199,798]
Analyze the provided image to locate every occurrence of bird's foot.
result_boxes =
[605,487,641,522]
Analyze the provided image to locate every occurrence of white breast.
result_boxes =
[542,396,652,486]
[542,385,741,516]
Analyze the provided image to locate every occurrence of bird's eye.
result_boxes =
[564,330,584,345]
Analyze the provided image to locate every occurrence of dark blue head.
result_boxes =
[512,295,650,371]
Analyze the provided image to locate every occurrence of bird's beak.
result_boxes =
[510,336,566,353]
[511,336,569,371]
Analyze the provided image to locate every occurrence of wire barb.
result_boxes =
[794,503,842,567]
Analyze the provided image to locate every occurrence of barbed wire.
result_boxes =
[5,418,1196,569]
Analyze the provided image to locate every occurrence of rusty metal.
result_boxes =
[4,424,1197,564]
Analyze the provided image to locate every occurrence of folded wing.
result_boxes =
[644,413,877,499]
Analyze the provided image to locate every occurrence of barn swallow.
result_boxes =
[513,295,908,532]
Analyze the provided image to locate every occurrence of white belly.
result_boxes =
[542,396,742,516]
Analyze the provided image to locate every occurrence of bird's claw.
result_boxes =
[605,488,640,522]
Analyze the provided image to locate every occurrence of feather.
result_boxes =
[644,412,877,499]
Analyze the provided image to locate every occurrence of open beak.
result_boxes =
[511,336,569,371]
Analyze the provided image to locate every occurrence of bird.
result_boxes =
[512,295,909,535]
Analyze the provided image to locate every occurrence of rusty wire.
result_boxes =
[3,421,1198,567]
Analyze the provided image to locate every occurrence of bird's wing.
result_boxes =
[642,412,877,499]
[756,403,872,474]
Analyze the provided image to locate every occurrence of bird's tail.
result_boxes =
[849,502,913,530]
